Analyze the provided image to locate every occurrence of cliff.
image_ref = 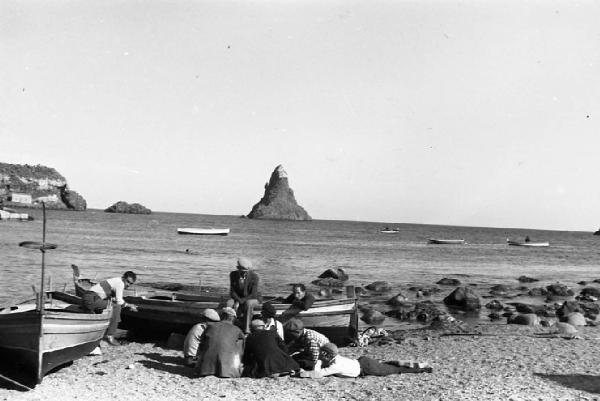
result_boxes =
[105,201,152,214]
[247,165,311,220]
[0,162,87,210]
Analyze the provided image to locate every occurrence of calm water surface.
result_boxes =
[1,209,599,327]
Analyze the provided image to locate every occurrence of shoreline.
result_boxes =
[1,324,599,401]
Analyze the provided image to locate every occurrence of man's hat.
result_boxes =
[261,303,276,319]
[202,308,220,322]
[284,318,304,333]
[251,319,265,330]
[222,307,237,318]
[320,342,338,356]
[237,257,253,270]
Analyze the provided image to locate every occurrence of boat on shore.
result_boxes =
[428,238,465,245]
[380,227,400,233]
[507,239,549,247]
[0,207,32,221]
[594,229,600,236]
[0,292,111,387]
[177,227,230,236]
[0,204,110,387]
[72,267,358,345]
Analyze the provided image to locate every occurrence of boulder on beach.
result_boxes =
[517,276,539,283]
[485,300,504,310]
[507,313,540,326]
[311,277,345,287]
[546,283,574,298]
[580,287,600,298]
[490,284,511,296]
[386,293,408,307]
[317,268,348,282]
[443,287,481,311]
[365,281,392,292]
[437,278,461,286]
[528,287,548,297]
[361,308,386,325]
[247,165,311,220]
[561,312,586,326]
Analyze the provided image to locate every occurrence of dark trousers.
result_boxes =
[279,306,302,323]
[358,356,403,376]
[81,291,121,336]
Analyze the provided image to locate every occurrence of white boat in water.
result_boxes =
[428,238,465,245]
[177,227,230,236]
[507,239,549,247]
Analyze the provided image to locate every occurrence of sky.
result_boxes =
[1,1,599,231]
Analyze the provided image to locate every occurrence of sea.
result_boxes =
[1,209,599,329]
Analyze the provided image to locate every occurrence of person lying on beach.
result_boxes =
[280,283,315,322]
[195,307,245,378]
[284,318,329,370]
[80,270,139,346]
[242,319,300,378]
[227,257,260,334]
[299,343,433,378]
[261,302,284,340]
[182,308,221,367]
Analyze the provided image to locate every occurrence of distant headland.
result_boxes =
[247,164,311,221]
[0,162,87,210]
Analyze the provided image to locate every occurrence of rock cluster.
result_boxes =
[247,165,311,220]
[105,201,151,214]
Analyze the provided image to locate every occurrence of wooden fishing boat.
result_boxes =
[72,267,358,345]
[0,292,111,386]
[380,228,400,233]
[0,203,111,387]
[177,227,230,236]
[428,238,465,245]
[507,239,549,247]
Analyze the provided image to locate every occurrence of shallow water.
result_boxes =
[1,209,599,328]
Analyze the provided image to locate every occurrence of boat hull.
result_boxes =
[177,228,230,236]
[0,294,111,385]
[119,293,358,345]
[507,241,549,247]
[428,239,465,245]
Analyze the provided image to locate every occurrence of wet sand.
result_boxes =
[1,324,599,401]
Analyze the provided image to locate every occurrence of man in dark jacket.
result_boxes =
[280,283,315,322]
[227,257,260,334]
[242,319,299,378]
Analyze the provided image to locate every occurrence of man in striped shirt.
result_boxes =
[284,318,329,370]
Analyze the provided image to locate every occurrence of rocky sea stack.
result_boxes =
[0,162,87,210]
[247,165,311,220]
[105,201,151,214]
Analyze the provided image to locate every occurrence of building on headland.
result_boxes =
[9,193,32,204]
[34,194,59,204]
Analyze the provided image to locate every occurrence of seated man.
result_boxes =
[242,319,300,378]
[284,318,329,370]
[301,343,432,378]
[81,270,139,346]
[195,307,245,378]
[280,283,315,323]
[227,257,260,334]
[182,308,221,367]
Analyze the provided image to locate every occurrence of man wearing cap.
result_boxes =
[300,343,432,378]
[227,257,260,334]
[195,306,245,378]
[284,318,330,370]
[280,283,316,323]
[182,308,221,367]
[242,319,300,378]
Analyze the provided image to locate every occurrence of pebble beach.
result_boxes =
[2,324,599,401]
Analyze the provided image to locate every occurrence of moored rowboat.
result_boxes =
[177,227,230,236]
[427,238,465,245]
[507,239,549,247]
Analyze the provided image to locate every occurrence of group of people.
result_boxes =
[80,257,433,379]
[182,257,432,379]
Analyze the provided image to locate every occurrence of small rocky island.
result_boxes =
[247,165,311,220]
[0,162,87,210]
[105,201,151,214]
